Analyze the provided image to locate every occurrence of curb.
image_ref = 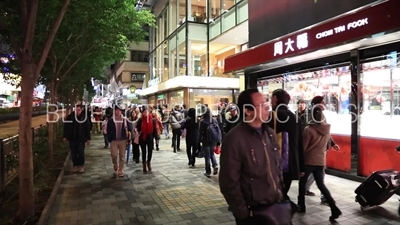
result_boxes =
[37,151,71,225]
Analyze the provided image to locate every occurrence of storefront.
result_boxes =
[157,93,167,106]
[148,95,156,106]
[169,90,185,107]
[146,87,238,112]
[225,0,400,179]
[189,89,236,115]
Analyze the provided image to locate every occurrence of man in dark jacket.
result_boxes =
[63,104,91,173]
[185,108,198,167]
[268,89,304,201]
[224,105,240,134]
[198,107,219,177]
[295,99,309,131]
[220,88,286,225]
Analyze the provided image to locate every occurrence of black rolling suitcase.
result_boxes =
[355,169,400,210]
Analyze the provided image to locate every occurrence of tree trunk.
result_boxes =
[47,81,56,162]
[18,61,35,220]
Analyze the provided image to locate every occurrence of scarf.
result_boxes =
[141,114,153,140]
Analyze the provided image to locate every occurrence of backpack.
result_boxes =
[204,118,221,143]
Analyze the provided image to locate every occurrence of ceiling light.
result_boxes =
[234,38,238,40]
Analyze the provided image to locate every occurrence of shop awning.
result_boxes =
[224,0,400,74]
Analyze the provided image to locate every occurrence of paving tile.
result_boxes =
[47,134,400,225]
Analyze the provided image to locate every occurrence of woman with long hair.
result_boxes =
[130,110,140,163]
[136,107,157,172]
[297,107,342,220]
[152,110,164,151]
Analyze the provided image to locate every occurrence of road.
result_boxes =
[0,111,66,139]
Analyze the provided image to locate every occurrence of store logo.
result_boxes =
[316,18,369,39]
[273,32,309,57]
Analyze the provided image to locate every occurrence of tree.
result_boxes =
[0,0,71,220]
[38,0,154,161]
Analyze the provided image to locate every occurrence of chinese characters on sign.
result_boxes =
[274,32,308,57]
[131,73,145,82]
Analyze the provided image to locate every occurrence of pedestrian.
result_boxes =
[107,105,132,177]
[63,104,91,173]
[220,88,292,225]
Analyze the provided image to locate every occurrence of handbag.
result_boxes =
[133,131,141,144]
[251,200,293,225]
[249,122,293,225]
[214,146,221,154]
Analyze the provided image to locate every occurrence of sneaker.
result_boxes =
[72,166,78,173]
[203,172,211,178]
[118,170,124,177]
[306,191,316,196]
[78,166,84,173]
[213,167,219,175]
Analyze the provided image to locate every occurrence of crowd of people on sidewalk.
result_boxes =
[61,87,400,225]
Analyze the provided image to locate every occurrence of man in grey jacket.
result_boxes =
[219,88,286,225]
[169,105,184,153]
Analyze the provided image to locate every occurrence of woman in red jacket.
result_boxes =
[136,107,157,172]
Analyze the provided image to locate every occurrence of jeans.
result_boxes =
[163,123,169,137]
[298,165,334,207]
[132,142,140,162]
[103,134,109,147]
[306,171,326,199]
[202,144,218,175]
[69,141,85,166]
[172,129,181,149]
[140,141,153,162]
[186,140,197,165]
[283,173,293,197]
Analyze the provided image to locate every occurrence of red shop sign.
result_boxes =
[225,0,400,73]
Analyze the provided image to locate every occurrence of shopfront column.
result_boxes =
[187,40,192,76]
[187,0,192,22]
[244,70,257,88]
[239,74,245,91]
[169,1,177,35]
[350,50,361,174]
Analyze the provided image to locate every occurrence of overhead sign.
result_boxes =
[225,0,400,73]
[131,73,145,82]
[148,77,160,87]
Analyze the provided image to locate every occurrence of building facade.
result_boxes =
[141,0,248,110]
[113,41,150,104]
[225,0,400,180]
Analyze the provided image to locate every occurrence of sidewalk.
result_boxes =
[0,111,64,139]
[47,135,400,225]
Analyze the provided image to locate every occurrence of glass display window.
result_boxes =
[189,89,234,115]
[360,52,400,140]
[169,90,184,108]
[149,96,156,106]
[258,63,352,135]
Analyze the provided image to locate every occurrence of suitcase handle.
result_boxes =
[375,180,390,189]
